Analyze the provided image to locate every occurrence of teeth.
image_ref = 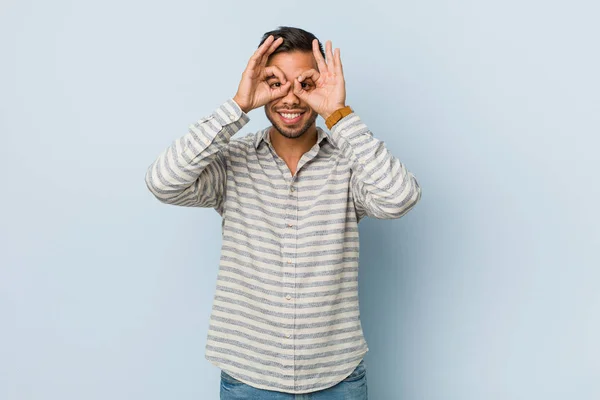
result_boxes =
[280,113,300,119]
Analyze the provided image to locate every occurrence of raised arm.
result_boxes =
[292,39,421,220]
[145,35,293,214]
[332,113,421,220]
[144,100,248,213]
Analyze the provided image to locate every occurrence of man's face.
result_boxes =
[264,51,318,139]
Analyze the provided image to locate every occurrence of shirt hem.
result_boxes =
[206,347,369,394]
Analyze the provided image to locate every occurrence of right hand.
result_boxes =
[233,35,292,113]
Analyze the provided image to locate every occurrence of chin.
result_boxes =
[273,124,311,139]
[266,109,318,139]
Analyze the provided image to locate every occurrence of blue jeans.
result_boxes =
[220,359,368,399]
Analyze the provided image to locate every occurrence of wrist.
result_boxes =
[232,96,251,114]
[324,105,353,130]
[321,104,346,120]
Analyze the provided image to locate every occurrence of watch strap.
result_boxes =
[325,106,353,130]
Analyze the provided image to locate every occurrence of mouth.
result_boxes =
[277,110,305,125]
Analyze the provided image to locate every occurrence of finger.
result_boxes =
[292,78,310,101]
[271,81,292,100]
[261,37,284,66]
[257,35,274,56]
[266,37,284,57]
[313,39,328,73]
[325,40,335,69]
[246,35,274,70]
[334,48,343,75]
[264,65,287,84]
[297,69,320,83]
[252,35,276,63]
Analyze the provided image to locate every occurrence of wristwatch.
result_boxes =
[325,106,353,130]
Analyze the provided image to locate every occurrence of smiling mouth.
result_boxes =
[277,111,305,124]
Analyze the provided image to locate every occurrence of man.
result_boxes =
[145,26,421,398]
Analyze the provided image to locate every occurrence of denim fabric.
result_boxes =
[220,359,368,399]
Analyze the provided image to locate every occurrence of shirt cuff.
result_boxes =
[211,98,250,128]
[329,113,372,149]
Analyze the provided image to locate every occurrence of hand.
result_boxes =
[233,35,292,113]
[292,39,346,120]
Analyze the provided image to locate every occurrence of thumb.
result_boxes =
[293,78,310,101]
[270,81,292,100]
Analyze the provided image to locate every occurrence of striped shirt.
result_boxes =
[145,99,421,394]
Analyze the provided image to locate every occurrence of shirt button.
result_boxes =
[290,187,295,192]
[287,260,293,264]
[286,333,291,338]
[287,223,293,227]
[286,294,292,300]
[229,114,236,120]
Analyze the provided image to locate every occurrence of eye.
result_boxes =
[300,82,312,89]
[270,82,281,88]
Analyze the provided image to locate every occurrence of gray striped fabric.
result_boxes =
[145,99,421,394]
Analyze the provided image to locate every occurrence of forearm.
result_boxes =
[144,99,249,206]
[330,113,421,219]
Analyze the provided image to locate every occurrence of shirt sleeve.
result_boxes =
[144,99,249,214]
[329,113,422,221]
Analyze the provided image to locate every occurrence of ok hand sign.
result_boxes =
[233,35,292,113]
[292,39,347,120]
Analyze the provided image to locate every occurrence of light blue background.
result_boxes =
[1,0,598,399]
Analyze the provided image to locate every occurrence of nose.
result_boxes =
[280,85,300,107]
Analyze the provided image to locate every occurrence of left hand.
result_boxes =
[292,39,346,120]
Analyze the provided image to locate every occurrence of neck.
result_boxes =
[269,125,318,159]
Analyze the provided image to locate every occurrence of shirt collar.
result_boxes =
[254,126,333,149]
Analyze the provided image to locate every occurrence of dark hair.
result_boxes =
[259,26,325,59]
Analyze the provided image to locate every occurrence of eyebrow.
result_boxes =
[265,74,314,82]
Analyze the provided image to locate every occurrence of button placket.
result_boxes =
[281,174,298,367]
[283,182,297,269]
